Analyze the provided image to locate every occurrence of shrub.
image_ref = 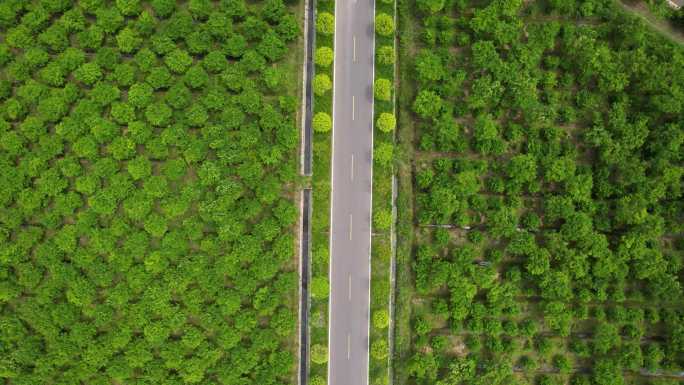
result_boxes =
[74,62,102,85]
[374,78,392,101]
[313,112,332,133]
[377,45,394,65]
[145,102,173,126]
[373,309,390,329]
[374,142,393,166]
[316,12,335,35]
[116,27,142,53]
[373,209,392,230]
[315,46,334,67]
[184,65,209,89]
[127,83,154,108]
[371,339,389,360]
[116,0,142,16]
[310,344,328,365]
[310,376,326,385]
[412,90,442,119]
[164,49,193,74]
[416,0,445,14]
[313,74,332,96]
[110,102,136,124]
[144,213,168,237]
[311,276,329,300]
[376,112,396,133]
[126,157,152,183]
[375,14,394,36]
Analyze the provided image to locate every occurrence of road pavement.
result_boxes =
[327,0,375,384]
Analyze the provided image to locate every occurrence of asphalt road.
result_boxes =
[327,0,375,383]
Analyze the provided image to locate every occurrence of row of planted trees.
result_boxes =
[400,0,684,384]
[0,0,305,383]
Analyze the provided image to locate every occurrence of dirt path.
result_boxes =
[617,0,684,46]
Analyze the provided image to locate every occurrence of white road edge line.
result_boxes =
[326,0,339,379]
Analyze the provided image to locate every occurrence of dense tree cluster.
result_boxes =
[0,0,302,383]
[404,0,684,384]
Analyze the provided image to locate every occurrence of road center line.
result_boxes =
[348,274,352,301]
[350,154,354,181]
[353,36,356,62]
[347,333,351,360]
[349,214,353,240]
[352,95,355,121]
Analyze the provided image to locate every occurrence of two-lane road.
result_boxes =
[327,0,375,383]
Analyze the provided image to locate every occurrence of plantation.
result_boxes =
[0,0,302,383]
[395,1,684,385]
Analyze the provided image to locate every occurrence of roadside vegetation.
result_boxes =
[370,0,398,384]
[0,0,303,383]
[396,1,684,385]
[309,0,335,382]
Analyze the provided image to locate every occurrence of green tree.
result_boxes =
[375,13,394,36]
[377,45,394,65]
[116,27,141,53]
[311,344,328,365]
[373,309,390,329]
[374,78,392,101]
[412,90,442,119]
[316,12,335,35]
[374,142,393,166]
[315,46,334,67]
[376,112,396,133]
[164,49,192,74]
[373,209,392,230]
[311,276,329,300]
[416,0,445,14]
[313,112,332,133]
[371,339,389,360]
[313,74,332,96]
[74,62,102,85]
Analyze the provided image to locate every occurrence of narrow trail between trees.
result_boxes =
[617,1,684,46]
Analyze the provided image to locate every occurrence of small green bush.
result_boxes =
[316,12,335,35]
[375,14,394,36]
[376,112,396,133]
[313,112,332,133]
[313,73,332,96]
[315,46,334,67]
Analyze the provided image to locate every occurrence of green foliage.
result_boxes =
[371,339,389,360]
[373,209,392,231]
[373,309,390,329]
[376,112,396,133]
[311,344,329,365]
[374,78,392,101]
[377,45,395,65]
[316,12,335,35]
[0,1,302,382]
[374,142,394,167]
[375,13,394,37]
[315,46,334,67]
[311,276,330,300]
[313,112,332,133]
[313,73,332,96]
[412,90,442,118]
[403,1,684,384]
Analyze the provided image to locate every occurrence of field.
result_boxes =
[395,1,684,385]
[0,0,303,383]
